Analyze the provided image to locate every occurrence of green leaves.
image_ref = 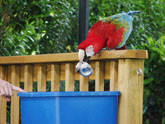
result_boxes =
[0,20,41,56]
[139,36,165,124]
[0,0,78,56]
[143,36,165,62]
[144,78,154,85]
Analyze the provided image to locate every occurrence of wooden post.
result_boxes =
[80,76,89,91]
[117,59,144,124]
[51,64,60,91]
[110,61,118,91]
[24,65,33,92]
[11,65,20,124]
[95,61,105,91]
[0,66,7,124]
[65,63,74,91]
[37,65,46,92]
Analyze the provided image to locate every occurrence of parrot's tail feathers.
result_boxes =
[106,27,124,49]
[127,11,140,15]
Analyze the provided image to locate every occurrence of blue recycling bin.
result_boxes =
[18,91,120,124]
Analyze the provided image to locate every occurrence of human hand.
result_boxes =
[0,79,25,101]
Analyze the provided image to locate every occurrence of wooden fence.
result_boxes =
[0,50,148,124]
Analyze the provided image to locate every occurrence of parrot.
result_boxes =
[76,11,140,76]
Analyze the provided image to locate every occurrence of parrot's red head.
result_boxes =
[78,40,95,57]
[78,33,106,62]
[77,44,94,63]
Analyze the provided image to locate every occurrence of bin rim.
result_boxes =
[17,91,120,97]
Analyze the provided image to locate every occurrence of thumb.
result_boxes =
[12,85,26,92]
[4,97,11,102]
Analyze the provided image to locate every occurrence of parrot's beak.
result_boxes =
[76,49,85,73]
[78,49,85,62]
[78,49,91,62]
[76,49,93,77]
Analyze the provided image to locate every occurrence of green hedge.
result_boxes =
[0,0,78,55]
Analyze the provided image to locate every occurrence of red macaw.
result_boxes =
[77,11,140,62]
[76,11,140,75]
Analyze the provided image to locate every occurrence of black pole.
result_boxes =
[78,0,89,44]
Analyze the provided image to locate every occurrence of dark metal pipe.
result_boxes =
[78,0,89,44]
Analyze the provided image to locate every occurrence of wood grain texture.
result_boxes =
[11,65,20,124]
[37,65,46,92]
[10,62,110,82]
[0,66,7,124]
[117,59,144,124]
[51,64,60,91]
[95,61,105,91]
[65,63,74,91]
[80,76,89,91]
[0,50,148,64]
[110,61,118,91]
[24,65,33,92]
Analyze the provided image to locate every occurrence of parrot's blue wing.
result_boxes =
[101,11,140,48]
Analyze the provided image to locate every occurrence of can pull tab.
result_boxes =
[136,68,142,75]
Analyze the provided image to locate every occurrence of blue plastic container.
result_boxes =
[18,91,120,124]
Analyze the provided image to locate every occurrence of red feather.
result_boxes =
[106,27,124,49]
[78,21,124,54]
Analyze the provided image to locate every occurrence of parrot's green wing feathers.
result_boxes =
[100,11,140,48]
[100,13,123,23]
[100,12,134,48]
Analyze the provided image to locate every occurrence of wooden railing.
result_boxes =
[0,50,148,124]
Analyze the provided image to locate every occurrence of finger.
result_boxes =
[7,83,13,96]
[4,84,10,96]
[12,85,26,92]
[0,91,11,101]
[0,87,6,96]
[4,96,11,102]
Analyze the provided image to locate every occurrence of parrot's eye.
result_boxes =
[88,45,93,49]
